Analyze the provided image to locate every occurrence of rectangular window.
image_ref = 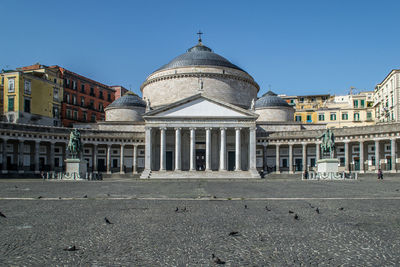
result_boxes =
[108,93,111,101]
[83,112,87,122]
[8,97,14,111]
[318,114,325,121]
[354,112,360,121]
[24,98,31,113]
[72,94,77,105]
[66,94,70,103]
[353,100,358,108]
[99,102,103,112]
[342,113,348,120]
[73,110,78,120]
[66,109,71,119]
[91,114,96,122]
[81,96,85,107]
[295,115,302,122]
[299,98,304,103]
[99,91,103,99]
[360,100,365,107]
[330,113,336,121]
[90,100,94,109]
[53,106,59,118]
[367,112,372,120]
[53,87,59,101]
[72,80,77,90]
[90,87,94,96]
[8,78,15,93]
[306,114,312,122]
[81,84,85,93]
[24,80,31,94]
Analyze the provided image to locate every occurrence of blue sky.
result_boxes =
[1,0,399,97]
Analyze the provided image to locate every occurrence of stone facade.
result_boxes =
[255,106,294,122]
[141,66,259,109]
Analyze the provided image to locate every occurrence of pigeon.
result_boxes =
[229,231,239,236]
[104,217,113,224]
[14,185,18,189]
[63,245,78,251]
[396,189,399,192]
[83,195,88,198]
[182,207,187,212]
[265,206,271,211]
[212,254,226,265]
[38,196,43,199]
[338,207,344,211]
[288,210,294,214]
[107,193,111,197]
[212,195,217,199]
[244,205,248,209]
[0,211,6,218]
[175,207,179,212]
[294,214,299,220]
[58,197,62,200]
[315,208,320,214]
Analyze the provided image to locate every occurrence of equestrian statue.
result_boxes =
[67,129,82,159]
[317,128,335,159]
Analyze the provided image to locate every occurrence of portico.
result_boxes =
[140,94,260,178]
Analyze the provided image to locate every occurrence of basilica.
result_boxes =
[1,38,400,178]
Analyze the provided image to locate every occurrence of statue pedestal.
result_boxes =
[65,158,87,179]
[317,158,339,173]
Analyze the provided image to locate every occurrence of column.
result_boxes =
[275,144,280,173]
[2,139,8,173]
[106,144,111,174]
[18,141,24,173]
[391,138,396,173]
[302,143,307,171]
[249,127,257,171]
[205,128,211,171]
[344,141,349,172]
[160,127,166,171]
[34,141,39,174]
[375,140,380,172]
[263,144,268,171]
[219,128,227,171]
[235,128,241,171]
[175,128,181,171]
[359,140,364,173]
[316,143,320,161]
[289,144,293,174]
[93,144,98,172]
[189,128,196,171]
[50,142,55,171]
[132,145,138,174]
[144,127,152,171]
[120,144,125,174]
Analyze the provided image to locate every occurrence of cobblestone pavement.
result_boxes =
[1,177,400,266]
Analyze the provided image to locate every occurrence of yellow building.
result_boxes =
[290,94,330,123]
[1,65,63,126]
[315,91,375,128]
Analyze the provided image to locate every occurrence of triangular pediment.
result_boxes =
[144,94,257,119]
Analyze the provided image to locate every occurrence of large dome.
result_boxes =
[141,39,259,109]
[255,91,290,108]
[105,92,146,122]
[254,91,294,122]
[156,42,245,72]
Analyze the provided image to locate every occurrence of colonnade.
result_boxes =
[267,137,398,173]
[144,126,257,172]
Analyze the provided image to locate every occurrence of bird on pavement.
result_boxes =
[212,254,226,265]
[0,211,6,218]
[175,207,179,212]
[229,231,239,236]
[265,206,271,211]
[315,208,320,214]
[63,245,78,251]
[338,207,344,211]
[83,195,88,198]
[294,214,299,220]
[244,205,248,209]
[288,210,294,214]
[38,196,43,199]
[104,217,113,224]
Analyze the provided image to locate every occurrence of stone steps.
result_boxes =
[146,170,260,179]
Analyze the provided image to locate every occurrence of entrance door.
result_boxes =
[354,157,360,171]
[98,158,106,172]
[196,149,205,171]
[387,156,392,171]
[166,151,173,171]
[228,151,235,171]
[295,158,302,171]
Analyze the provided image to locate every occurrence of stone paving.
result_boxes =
[1,176,400,266]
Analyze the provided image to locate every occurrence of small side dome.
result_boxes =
[106,92,146,109]
[105,92,146,122]
[254,91,294,122]
[255,91,290,108]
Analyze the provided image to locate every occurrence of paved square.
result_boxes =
[1,177,400,266]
